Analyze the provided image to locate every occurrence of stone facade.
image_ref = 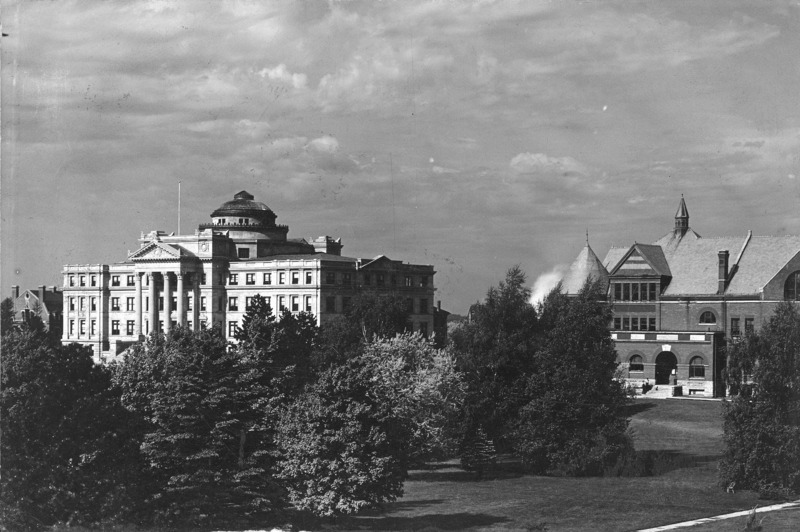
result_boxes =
[62,191,440,361]
[565,197,800,397]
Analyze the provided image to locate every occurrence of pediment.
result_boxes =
[129,242,182,261]
[360,255,399,269]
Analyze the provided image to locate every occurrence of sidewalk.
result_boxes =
[637,500,800,531]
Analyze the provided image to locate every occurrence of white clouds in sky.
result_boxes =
[509,153,589,176]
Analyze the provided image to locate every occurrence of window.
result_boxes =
[305,271,313,284]
[172,296,177,309]
[631,283,639,301]
[228,297,238,311]
[305,296,312,312]
[80,276,86,287]
[201,273,207,285]
[246,273,255,285]
[614,284,622,300]
[623,283,630,301]
[111,275,120,286]
[629,355,644,372]
[278,296,286,311]
[201,297,207,311]
[159,297,164,311]
[80,297,86,311]
[91,297,97,311]
[377,274,385,286]
[277,271,285,285]
[126,297,135,311]
[699,311,716,324]
[187,296,193,311]
[263,272,272,285]
[420,276,428,287]
[405,276,413,287]
[111,297,120,311]
[264,296,271,311]
[229,273,238,285]
[127,275,135,286]
[111,320,119,335]
[326,296,336,313]
[326,272,335,284]
[343,273,352,286]
[228,321,238,338]
[649,317,656,331]
[291,271,300,285]
[689,356,705,378]
[785,271,800,300]
[238,248,250,259]
[69,297,75,311]
[623,317,630,331]
[649,283,657,301]
[291,296,299,312]
[145,298,149,311]
[69,275,75,287]
[419,299,428,314]
[91,275,97,287]
[613,317,621,329]
[69,320,75,336]
[731,318,741,337]
[363,273,371,286]
[90,319,96,336]
[631,317,639,331]
[126,320,135,335]
[745,318,754,334]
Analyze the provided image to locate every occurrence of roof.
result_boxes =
[660,236,746,295]
[211,191,275,220]
[726,235,800,294]
[602,247,628,271]
[562,244,609,294]
[634,243,671,277]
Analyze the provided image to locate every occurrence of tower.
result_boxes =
[675,195,689,236]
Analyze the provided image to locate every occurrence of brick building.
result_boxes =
[62,191,441,361]
[564,197,800,397]
[9,285,63,336]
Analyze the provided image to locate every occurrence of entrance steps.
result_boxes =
[640,385,675,399]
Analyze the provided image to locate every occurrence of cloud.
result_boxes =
[307,135,339,153]
[258,64,308,89]
[509,153,589,176]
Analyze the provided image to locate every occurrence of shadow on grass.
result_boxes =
[337,511,510,530]
[623,400,658,417]
[610,449,721,477]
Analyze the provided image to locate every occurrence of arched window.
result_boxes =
[699,311,716,324]
[785,271,800,300]
[629,355,644,372]
[689,356,705,378]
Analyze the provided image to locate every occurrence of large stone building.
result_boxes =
[62,191,441,361]
[564,197,800,397]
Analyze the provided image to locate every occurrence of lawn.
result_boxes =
[330,398,771,531]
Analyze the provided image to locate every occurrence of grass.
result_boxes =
[331,398,770,531]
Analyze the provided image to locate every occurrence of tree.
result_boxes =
[1,327,144,529]
[114,327,285,527]
[1,297,14,336]
[275,357,409,516]
[361,333,466,463]
[451,266,539,448]
[720,301,800,498]
[513,279,631,475]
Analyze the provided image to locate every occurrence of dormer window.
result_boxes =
[699,311,716,324]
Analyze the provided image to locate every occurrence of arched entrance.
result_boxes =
[655,351,678,385]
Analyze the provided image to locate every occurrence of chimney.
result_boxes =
[437,300,442,311]
[11,285,19,299]
[718,250,729,294]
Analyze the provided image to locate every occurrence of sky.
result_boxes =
[2,0,800,314]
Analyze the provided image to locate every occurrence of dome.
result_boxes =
[210,191,276,225]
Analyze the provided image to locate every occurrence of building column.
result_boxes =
[164,271,172,333]
[177,272,186,327]
[192,281,200,331]
[134,272,143,337]
[148,272,157,334]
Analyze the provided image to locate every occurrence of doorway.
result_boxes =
[655,351,678,385]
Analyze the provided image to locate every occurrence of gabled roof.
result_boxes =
[653,227,702,255]
[609,243,671,278]
[602,247,628,272]
[359,255,400,269]
[128,241,185,261]
[562,244,609,295]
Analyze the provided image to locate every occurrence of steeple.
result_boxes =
[675,195,689,235]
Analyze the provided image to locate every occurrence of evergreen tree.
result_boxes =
[1,327,144,529]
[1,297,14,336]
[451,266,539,448]
[114,327,285,527]
[460,426,497,480]
[513,279,630,475]
[720,301,800,498]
